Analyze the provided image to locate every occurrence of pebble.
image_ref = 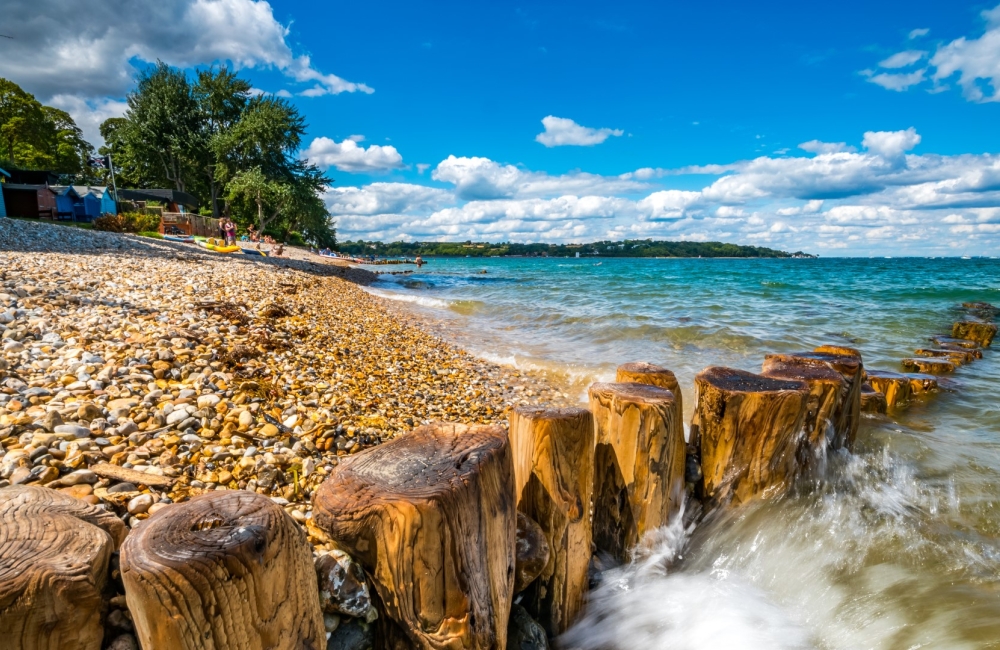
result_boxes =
[0,218,569,554]
[127,493,154,515]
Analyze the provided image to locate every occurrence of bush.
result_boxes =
[93,211,161,233]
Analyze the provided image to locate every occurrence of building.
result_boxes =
[0,168,9,217]
[5,169,59,185]
[49,185,83,220]
[70,186,117,221]
[117,188,199,213]
[0,184,57,218]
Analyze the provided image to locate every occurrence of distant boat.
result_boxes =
[962,256,971,259]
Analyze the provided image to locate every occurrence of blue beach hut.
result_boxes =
[0,167,8,217]
[72,186,117,221]
[50,185,83,220]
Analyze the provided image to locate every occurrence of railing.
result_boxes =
[160,212,221,237]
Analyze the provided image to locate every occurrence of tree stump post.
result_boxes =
[508,406,594,636]
[762,355,847,470]
[860,382,888,414]
[588,382,684,562]
[693,367,809,506]
[313,422,516,650]
[0,485,127,650]
[865,370,914,409]
[120,491,325,650]
[952,320,997,347]
[615,362,684,425]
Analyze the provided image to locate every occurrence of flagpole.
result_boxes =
[107,152,120,208]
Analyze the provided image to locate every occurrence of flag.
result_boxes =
[89,155,111,169]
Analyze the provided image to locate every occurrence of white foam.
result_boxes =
[562,511,812,650]
[364,287,451,309]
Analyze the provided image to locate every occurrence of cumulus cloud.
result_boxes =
[326,129,1000,255]
[304,137,404,173]
[535,116,624,147]
[0,0,372,139]
[799,140,856,154]
[431,155,651,201]
[909,28,930,39]
[866,4,1000,101]
[879,50,927,68]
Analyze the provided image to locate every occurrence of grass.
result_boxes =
[138,231,164,239]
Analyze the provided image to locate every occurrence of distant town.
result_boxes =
[338,239,816,258]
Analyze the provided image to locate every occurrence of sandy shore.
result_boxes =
[0,218,567,546]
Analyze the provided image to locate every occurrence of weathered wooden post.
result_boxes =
[509,406,594,636]
[314,422,516,650]
[588,382,685,562]
[693,367,809,506]
[0,486,127,650]
[121,491,325,650]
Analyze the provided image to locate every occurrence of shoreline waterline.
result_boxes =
[363,255,1000,648]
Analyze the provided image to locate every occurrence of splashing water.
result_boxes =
[369,257,1000,647]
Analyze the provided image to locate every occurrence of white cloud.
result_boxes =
[799,140,856,154]
[879,50,926,68]
[864,68,927,91]
[46,95,128,147]
[328,129,1000,255]
[862,127,921,159]
[0,0,372,140]
[867,4,1000,102]
[304,137,404,173]
[535,116,624,147]
[909,28,930,39]
[431,155,650,201]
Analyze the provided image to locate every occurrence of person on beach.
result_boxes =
[247,224,257,242]
[225,220,237,246]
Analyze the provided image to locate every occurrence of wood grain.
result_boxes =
[588,382,684,561]
[120,490,324,650]
[509,406,594,636]
[314,422,516,650]
[693,367,809,506]
[0,485,126,650]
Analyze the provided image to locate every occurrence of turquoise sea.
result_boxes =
[367,257,1000,649]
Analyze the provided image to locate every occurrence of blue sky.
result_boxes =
[3,0,1000,254]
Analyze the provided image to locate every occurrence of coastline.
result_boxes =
[0,218,568,532]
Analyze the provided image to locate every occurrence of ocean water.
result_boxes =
[365,257,1000,649]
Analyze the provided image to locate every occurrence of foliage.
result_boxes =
[93,211,161,233]
[102,62,335,242]
[139,231,164,239]
[338,239,803,258]
[0,77,95,179]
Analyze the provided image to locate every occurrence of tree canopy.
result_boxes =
[102,62,335,246]
[0,77,95,179]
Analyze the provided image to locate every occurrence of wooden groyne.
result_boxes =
[0,301,994,649]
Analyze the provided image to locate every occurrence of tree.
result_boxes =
[123,62,203,193]
[42,106,94,176]
[212,95,305,185]
[194,66,251,217]
[0,78,50,167]
[226,166,288,232]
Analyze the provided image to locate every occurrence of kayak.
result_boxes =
[242,248,267,257]
[195,238,242,253]
[163,234,194,243]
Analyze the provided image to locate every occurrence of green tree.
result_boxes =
[212,95,305,185]
[0,78,50,167]
[42,106,94,176]
[193,66,251,217]
[123,62,203,193]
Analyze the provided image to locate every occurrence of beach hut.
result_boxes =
[71,186,117,221]
[49,185,83,220]
[0,184,57,219]
[0,168,9,217]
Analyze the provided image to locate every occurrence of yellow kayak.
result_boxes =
[197,238,242,254]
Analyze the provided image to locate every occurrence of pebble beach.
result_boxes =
[0,218,568,545]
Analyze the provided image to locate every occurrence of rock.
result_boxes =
[316,550,376,622]
[106,634,140,650]
[514,512,550,594]
[197,394,221,409]
[261,423,280,437]
[506,604,550,650]
[108,398,139,411]
[238,410,254,428]
[53,424,91,438]
[127,493,154,515]
[76,403,103,421]
[165,409,189,425]
[42,409,64,431]
[326,618,374,650]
